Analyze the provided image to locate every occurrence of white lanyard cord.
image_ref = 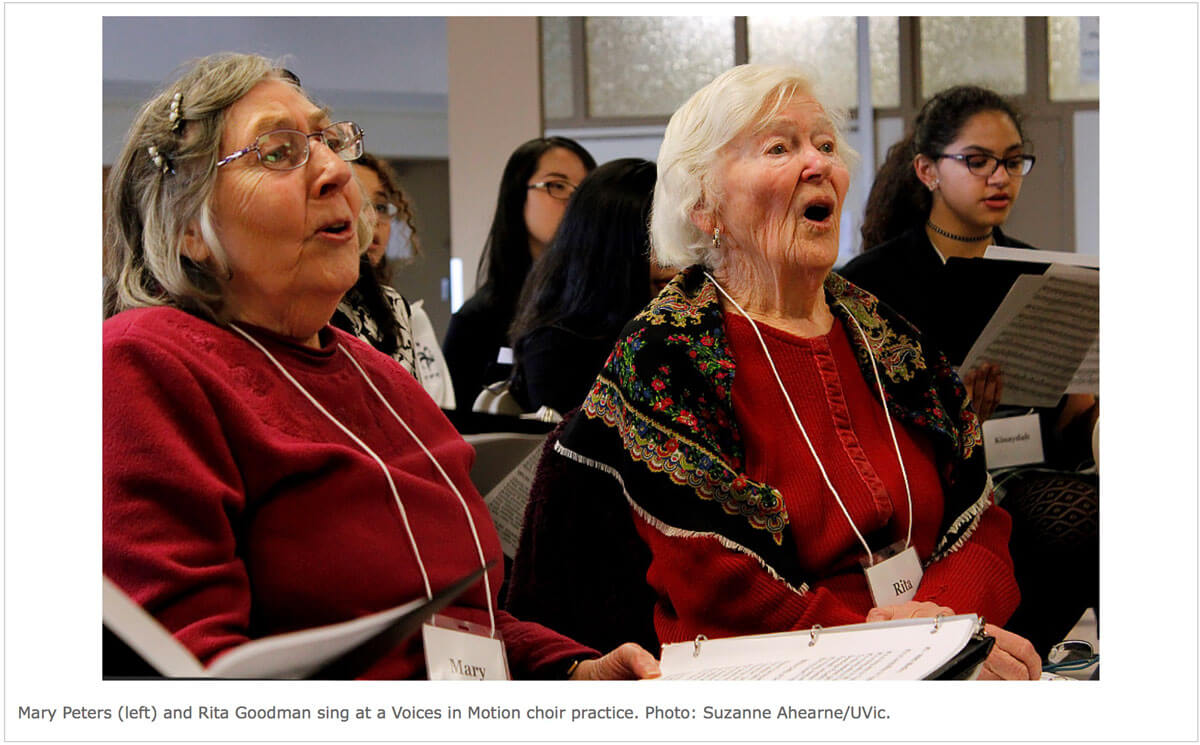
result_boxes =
[230,324,496,638]
[337,343,496,638]
[705,274,914,564]
[229,325,432,598]
[840,309,915,550]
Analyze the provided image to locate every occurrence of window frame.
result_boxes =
[541,16,1099,128]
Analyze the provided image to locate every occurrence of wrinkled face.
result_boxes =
[207,79,362,331]
[523,147,589,260]
[355,163,390,267]
[709,96,850,273]
[923,110,1026,232]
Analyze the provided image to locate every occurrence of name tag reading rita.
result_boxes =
[982,413,1044,469]
[862,544,923,607]
[422,614,510,680]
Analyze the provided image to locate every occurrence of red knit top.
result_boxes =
[634,313,1019,643]
[103,307,595,678]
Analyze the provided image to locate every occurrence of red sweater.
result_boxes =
[636,314,1018,643]
[103,307,594,678]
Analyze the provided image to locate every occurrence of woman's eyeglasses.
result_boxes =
[936,152,1036,177]
[528,180,577,201]
[372,202,400,219]
[217,121,364,171]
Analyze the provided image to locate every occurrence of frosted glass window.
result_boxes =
[586,17,734,118]
[1048,17,1100,101]
[920,17,1026,97]
[747,16,899,110]
[868,17,900,109]
[541,17,574,119]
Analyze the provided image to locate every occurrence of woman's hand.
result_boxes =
[963,363,1004,421]
[570,643,661,680]
[865,600,956,622]
[868,604,1040,680]
[977,624,1041,680]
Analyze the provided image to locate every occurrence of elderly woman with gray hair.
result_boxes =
[507,65,1040,680]
[102,52,657,681]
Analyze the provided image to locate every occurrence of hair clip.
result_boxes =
[167,92,183,132]
[147,145,174,175]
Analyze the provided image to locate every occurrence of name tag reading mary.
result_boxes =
[422,615,510,680]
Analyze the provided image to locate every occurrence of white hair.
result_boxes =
[649,64,857,270]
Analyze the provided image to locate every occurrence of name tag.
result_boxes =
[422,614,510,680]
[863,545,923,607]
[982,413,1044,468]
[495,346,513,365]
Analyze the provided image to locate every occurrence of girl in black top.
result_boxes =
[843,85,1038,421]
[442,137,595,409]
[508,158,662,415]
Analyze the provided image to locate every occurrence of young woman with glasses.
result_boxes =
[841,85,1098,659]
[843,85,1039,421]
[441,137,596,410]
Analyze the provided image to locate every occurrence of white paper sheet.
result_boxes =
[103,577,426,679]
[982,412,1046,468]
[480,444,543,558]
[657,615,980,681]
[983,245,1100,268]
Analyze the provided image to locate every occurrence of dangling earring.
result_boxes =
[928,178,940,192]
[712,227,722,251]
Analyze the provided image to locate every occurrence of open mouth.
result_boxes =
[318,221,351,237]
[802,198,835,224]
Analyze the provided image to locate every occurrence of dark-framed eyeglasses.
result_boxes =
[216,121,364,171]
[372,201,400,219]
[528,179,577,201]
[936,152,1036,178]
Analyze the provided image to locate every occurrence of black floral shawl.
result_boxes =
[553,265,993,593]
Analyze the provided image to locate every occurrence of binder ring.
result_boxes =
[931,614,946,634]
[808,625,822,647]
[693,634,707,658]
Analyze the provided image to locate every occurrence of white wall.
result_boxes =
[446,17,542,303]
[102,17,449,163]
[545,125,665,164]
[1074,109,1099,256]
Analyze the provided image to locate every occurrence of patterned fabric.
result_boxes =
[557,265,993,591]
[331,284,418,378]
[999,470,1099,549]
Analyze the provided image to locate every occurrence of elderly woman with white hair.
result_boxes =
[102,52,658,681]
[507,65,1040,680]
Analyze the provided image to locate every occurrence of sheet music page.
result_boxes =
[959,264,1099,407]
[658,616,978,681]
[1067,337,1099,393]
[481,445,543,557]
